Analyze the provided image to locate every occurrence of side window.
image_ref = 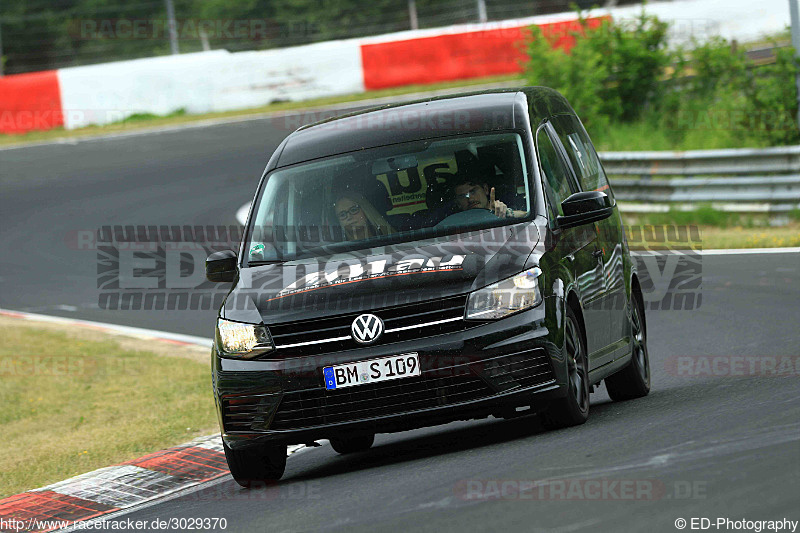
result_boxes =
[552,114,613,200]
[536,126,575,217]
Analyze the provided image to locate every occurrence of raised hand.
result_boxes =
[489,187,509,218]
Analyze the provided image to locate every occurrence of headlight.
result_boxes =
[215,318,274,359]
[466,267,543,320]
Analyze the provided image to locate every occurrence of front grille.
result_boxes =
[270,373,492,430]
[480,348,555,392]
[220,346,556,433]
[221,393,281,432]
[265,349,556,431]
[268,295,468,356]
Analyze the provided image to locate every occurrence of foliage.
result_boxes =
[526,9,671,127]
[526,10,800,147]
[742,45,800,145]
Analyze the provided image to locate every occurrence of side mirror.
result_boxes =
[557,190,613,229]
[206,250,238,283]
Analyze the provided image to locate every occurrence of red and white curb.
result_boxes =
[0,435,305,532]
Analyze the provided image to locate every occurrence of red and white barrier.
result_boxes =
[57,39,366,130]
[0,71,64,134]
[0,0,789,135]
[360,14,604,90]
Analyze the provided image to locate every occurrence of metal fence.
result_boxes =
[600,146,800,214]
[0,0,606,75]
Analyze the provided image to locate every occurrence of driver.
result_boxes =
[452,179,525,219]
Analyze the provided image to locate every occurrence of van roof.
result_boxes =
[271,86,573,169]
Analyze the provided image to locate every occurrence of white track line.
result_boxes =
[631,247,800,256]
[0,308,212,347]
[691,247,800,255]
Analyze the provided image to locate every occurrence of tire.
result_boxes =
[330,434,375,454]
[605,288,651,401]
[541,305,590,429]
[223,440,287,487]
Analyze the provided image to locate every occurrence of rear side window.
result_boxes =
[552,114,613,199]
[536,126,575,217]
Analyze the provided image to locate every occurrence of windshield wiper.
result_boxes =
[247,260,283,266]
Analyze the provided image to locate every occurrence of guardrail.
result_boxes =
[599,146,800,214]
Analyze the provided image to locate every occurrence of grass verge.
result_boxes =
[592,118,775,152]
[621,214,800,249]
[0,74,523,147]
[0,317,216,498]
[691,225,800,249]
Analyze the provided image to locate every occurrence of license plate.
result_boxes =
[323,353,420,390]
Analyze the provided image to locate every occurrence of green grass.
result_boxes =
[692,225,800,249]
[621,205,800,248]
[0,74,522,147]
[620,210,800,249]
[626,205,751,228]
[117,108,187,123]
[0,319,216,498]
[592,118,773,152]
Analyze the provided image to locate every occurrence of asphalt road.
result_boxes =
[2,117,799,533]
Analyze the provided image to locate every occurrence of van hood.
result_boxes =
[223,221,540,325]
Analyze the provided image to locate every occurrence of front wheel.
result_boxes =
[223,440,287,487]
[541,306,590,429]
[330,434,375,454]
[605,288,651,401]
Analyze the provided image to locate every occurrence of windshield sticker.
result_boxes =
[272,254,466,300]
[375,156,457,216]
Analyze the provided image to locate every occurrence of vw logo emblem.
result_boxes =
[351,314,384,344]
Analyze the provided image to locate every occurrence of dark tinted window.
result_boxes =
[552,114,612,199]
[246,132,530,262]
[536,127,575,217]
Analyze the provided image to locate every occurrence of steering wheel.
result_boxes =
[434,208,501,229]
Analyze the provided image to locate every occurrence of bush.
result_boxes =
[743,45,800,145]
[526,11,800,147]
[658,37,752,146]
[526,9,671,127]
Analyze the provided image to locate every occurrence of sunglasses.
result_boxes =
[337,204,362,220]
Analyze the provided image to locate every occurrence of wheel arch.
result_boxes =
[565,289,589,368]
[629,272,646,337]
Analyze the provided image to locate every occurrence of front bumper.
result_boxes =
[213,296,568,449]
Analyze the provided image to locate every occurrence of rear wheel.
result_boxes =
[605,289,650,401]
[223,440,287,487]
[541,305,590,429]
[330,434,375,454]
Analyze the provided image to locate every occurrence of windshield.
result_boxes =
[245,132,531,263]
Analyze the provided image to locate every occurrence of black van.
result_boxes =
[206,87,650,485]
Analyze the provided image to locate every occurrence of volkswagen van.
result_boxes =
[206,87,650,485]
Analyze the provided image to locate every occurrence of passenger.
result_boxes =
[452,178,526,219]
[334,193,396,241]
